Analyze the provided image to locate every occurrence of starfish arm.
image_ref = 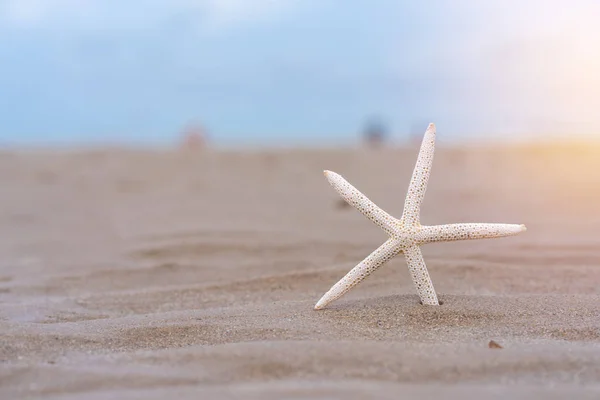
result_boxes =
[402,123,436,226]
[314,239,401,310]
[403,245,439,305]
[323,170,399,237]
[419,223,527,244]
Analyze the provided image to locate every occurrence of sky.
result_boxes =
[1,0,599,146]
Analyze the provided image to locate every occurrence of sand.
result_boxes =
[1,145,600,399]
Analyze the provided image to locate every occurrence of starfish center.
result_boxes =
[390,224,420,247]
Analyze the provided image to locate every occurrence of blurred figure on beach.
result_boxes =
[180,123,209,151]
[362,116,388,148]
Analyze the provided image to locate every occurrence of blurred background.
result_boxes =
[1,0,599,148]
[3,5,600,396]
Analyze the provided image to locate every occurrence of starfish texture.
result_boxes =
[315,123,526,310]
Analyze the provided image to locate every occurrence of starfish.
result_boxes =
[315,123,526,310]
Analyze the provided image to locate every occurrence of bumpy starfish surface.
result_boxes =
[315,123,526,310]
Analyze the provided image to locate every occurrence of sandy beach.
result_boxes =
[2,145,600,399]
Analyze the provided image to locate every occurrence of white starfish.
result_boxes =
[315,123,526,310]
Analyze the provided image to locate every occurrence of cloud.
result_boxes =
[0,0,300,33]
[193,0,299,32]
[0,0,96,27]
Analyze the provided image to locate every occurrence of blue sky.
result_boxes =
[1,0,599,145]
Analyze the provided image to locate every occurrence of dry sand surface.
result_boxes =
[1,144,600,399]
